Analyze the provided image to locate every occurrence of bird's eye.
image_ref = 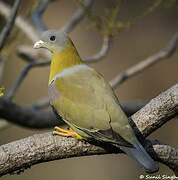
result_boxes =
[50,35,56,41]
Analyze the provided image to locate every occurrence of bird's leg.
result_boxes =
[53,126,82,139]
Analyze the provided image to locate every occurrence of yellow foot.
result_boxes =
[53,126,82,139]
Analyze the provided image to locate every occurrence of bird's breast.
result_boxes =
[48,80,60,104]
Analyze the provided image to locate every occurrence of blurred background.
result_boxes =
[0,0,178,179]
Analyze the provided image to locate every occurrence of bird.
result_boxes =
[33,29,159,173]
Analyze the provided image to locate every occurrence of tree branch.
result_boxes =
[6,57,50,100]
[0,1,39,42]
[0,133,177,176]
[151,143,178,175]
[84,35,112,62]
[0,97,145,129]
[62,0,94,33]
[131,84,178,137]
[31,0,51,31]
[0,84,178,176]
[0,0,51,62]
[0,0,21,51]
[110,31,178,88]
[0,97,58,128]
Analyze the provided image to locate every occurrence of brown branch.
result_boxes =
[110,31,178,88]
[132,84,178,137]
[0,84,178,176]
[151,143,178,175]
[0,133,176,176]
[0,0,21,51]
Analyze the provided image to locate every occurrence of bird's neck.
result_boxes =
[49,41,83,84]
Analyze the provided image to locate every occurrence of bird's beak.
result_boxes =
[33,40,45,49]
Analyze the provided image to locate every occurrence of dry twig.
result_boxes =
[110,31,178,88]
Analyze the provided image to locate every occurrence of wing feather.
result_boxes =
[51,65,136,146]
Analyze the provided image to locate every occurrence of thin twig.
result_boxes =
[0,0,21,51]
[84,35,112,62]
[0,0,51,64]
[62,0,94,33]
[110,31,178,89]
[0,1,39,42]
[6,57,50,100]
[31,0,51,31]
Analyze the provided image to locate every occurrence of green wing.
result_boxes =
[52,66,137,146]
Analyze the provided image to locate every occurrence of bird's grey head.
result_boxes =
[33,29,69,52]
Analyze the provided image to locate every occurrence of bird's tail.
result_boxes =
[119,141,159,173]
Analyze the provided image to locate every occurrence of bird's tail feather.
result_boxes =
[119,141,159,173]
